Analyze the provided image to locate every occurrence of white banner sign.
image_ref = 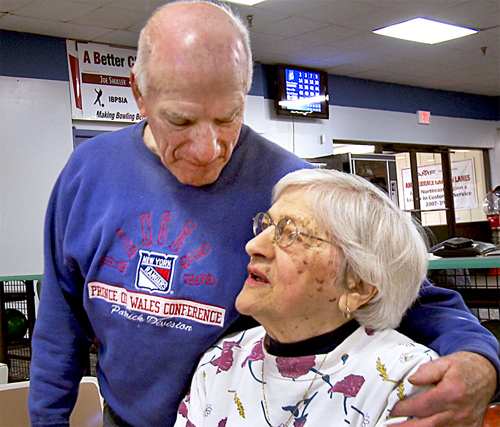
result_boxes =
[401,159,478,211]
[67,41,143,122]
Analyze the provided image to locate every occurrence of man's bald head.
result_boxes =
[133,1,253,96]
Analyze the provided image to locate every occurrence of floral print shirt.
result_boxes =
[174,326,438,427]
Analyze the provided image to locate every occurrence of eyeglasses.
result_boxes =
[252,212,335,248]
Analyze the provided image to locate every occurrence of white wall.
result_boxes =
[244,96,333,158]
[0,76,73,276]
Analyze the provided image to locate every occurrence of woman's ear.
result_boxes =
[339,275,378,315]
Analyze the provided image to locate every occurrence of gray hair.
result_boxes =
[133,0,253,95]
[273,168,429,330]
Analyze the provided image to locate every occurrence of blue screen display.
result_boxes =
[284,68,322,112]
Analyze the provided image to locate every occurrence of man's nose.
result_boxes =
[187,124,221,164]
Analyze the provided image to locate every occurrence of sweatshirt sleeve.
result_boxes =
[398,278,500,394]
[28,175,94,427]
[174,360,209,427]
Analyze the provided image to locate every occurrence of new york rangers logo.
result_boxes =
[135,250,178,293]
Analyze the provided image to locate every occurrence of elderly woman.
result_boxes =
[175,168,437,427]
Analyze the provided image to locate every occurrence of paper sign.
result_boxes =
[67,41,143,123]
[401,159,477,211]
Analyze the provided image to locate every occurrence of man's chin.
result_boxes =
[174,170,221,187]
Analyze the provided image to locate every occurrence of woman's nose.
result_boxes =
[245,226,276,258]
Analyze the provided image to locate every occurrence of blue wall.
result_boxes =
[2,30,499,121]
[256,63,499,121]
[0,30,68,81]
[326,75,499,121]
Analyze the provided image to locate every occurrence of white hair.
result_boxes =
[273,168,429,330]
[133,0,253,96]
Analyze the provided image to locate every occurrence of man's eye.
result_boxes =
[215,117,235,125]
[162,113,192,127]
[170,119,191,127]
[216,110,241,125]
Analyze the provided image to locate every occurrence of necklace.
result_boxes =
[261,353,328,427]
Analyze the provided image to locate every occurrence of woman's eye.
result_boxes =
[285,229,296,239]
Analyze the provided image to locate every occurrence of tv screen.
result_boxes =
[275,65,329,119]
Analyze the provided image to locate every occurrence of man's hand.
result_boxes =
[390,351,497,426]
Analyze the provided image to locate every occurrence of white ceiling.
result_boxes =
[1,0,499,96]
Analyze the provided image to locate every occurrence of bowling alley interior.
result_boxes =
[1,0,499,426]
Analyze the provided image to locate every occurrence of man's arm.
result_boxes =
[28,280,93,426]
[399,279,499,368]
[392,279,499,426]
[391,351,496,426]
[28,178,93,426]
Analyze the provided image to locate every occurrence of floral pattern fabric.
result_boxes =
[174,326,438,427]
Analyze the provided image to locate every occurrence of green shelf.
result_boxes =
[428,256,500,270]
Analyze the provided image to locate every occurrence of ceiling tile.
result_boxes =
[0,0,497,96]
[0,0,36,12]
[44,22,113,42]
[106,0,167,13]
[252,36,312,56]
[69,6,147,30]
[256,15,329,38]
[0,13,58,33]
[250,30,283,45]
[249,0,332,16]
[94,29,139,47]
[11,0,99,21]
[303,1,381,25]
[432,0,500,29]
[296,24,366,45]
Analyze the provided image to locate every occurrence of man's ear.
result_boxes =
[339,275,378,315]
[130,71,147,117]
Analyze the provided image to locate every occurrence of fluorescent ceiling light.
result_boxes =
[373,17,477,44]
[225,0,267,5]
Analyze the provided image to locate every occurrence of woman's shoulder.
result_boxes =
[358,327,439,364]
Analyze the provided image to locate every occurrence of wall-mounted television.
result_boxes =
[274,64,329,119]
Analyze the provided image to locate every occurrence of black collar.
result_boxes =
[265,320,359,357]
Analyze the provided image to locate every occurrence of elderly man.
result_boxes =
[28,2,498,427]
